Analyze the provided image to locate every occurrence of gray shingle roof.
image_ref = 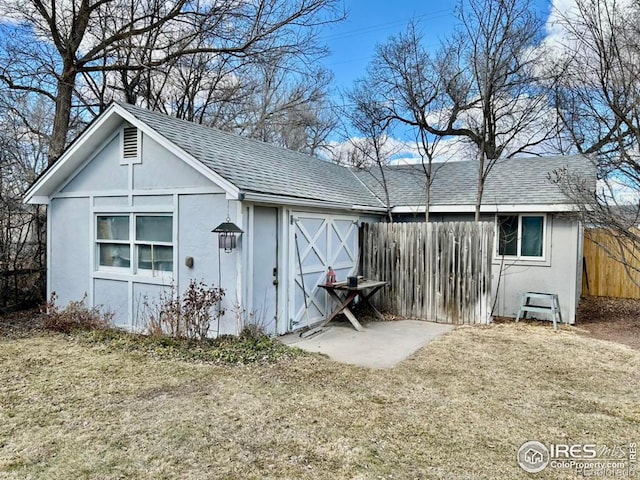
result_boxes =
[117,102,594,210]
[117,102,383,208]
[354,155,596,207]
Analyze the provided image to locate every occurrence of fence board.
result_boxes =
[360,222,494,324]
[582,228,640,299]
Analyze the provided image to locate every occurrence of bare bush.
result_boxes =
[142,280,224,340]
[42,292,113,333]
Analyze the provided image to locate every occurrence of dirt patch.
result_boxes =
[577,295,640,350]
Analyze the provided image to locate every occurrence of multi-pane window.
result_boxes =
[97,216,131,268]
[96,214,173,275]
[135,216,173,273]
[497,214,544,258]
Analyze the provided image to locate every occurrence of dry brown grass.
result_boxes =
[1,323,639,479]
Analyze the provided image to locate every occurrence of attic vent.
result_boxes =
[122,127,138,159]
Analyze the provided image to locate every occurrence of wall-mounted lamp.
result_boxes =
[212,218,243,253]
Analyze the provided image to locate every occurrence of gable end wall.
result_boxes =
[49,124,242,334]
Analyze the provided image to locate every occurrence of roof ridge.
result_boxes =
[355,154,595,209]
[377,154,591,170]
[348,168,388,209]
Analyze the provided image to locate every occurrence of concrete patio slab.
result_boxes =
[280,320,454,369]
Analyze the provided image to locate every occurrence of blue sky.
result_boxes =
[320,0,554,95]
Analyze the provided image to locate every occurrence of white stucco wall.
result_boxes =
[133,136,213,190]
[49,197,91,305]
[177,193,241,336]
[94,279,129,328]
[48,122,243,336]
[60,136,127,193]
[492,214,581,324]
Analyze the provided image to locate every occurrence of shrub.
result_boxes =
[239,323,266,340]
[76,327,305,365]
[142,280,224,340]
[42,292,113,333]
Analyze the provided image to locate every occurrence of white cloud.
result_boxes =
[598,178,640,205]
[543,0,636,55]
[320,134,476,166]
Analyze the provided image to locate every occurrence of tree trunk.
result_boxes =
[424,181,430,223]
[48,68,78,165]
[378,165,394,223]
[475,152,485,222]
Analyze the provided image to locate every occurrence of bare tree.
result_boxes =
[0,0,345,163]
[0,92,49,308]
[360,0,554,221]
[339,80,397,222]
[451,0,551,220]
[76,20,337,153]
[236,63,336,153]
[365,22,447,221]
[549,0,640,280]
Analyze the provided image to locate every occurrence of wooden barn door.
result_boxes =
[289,212,359,331]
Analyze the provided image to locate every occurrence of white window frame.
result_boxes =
[495,213,547,260]
[95,213,174,278]
[96,215,131,273]
[134,214,174,277]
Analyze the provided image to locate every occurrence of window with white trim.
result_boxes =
[497,214,545,258]
[135,216,173,273]
[97,215,131,268]
[96,214,173,275]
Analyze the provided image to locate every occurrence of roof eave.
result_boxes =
[241,191,385,212]
[24,103,241,204]
[24,103,123,204]
[391,203,580,214]
[112,104,240,199]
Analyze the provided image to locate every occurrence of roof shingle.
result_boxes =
[354,156,596,207]
[118,102,595,210]
[117,102,383,208]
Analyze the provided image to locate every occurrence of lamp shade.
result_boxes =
[211,222,244,234]
[212,221,243,253]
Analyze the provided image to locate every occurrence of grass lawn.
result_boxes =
[0,322,639,479]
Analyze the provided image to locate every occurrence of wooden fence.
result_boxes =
[582,228,640,299]
[360,222,494,324]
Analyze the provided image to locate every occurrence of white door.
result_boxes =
[290,212,359,330]
[253,207,279,335]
